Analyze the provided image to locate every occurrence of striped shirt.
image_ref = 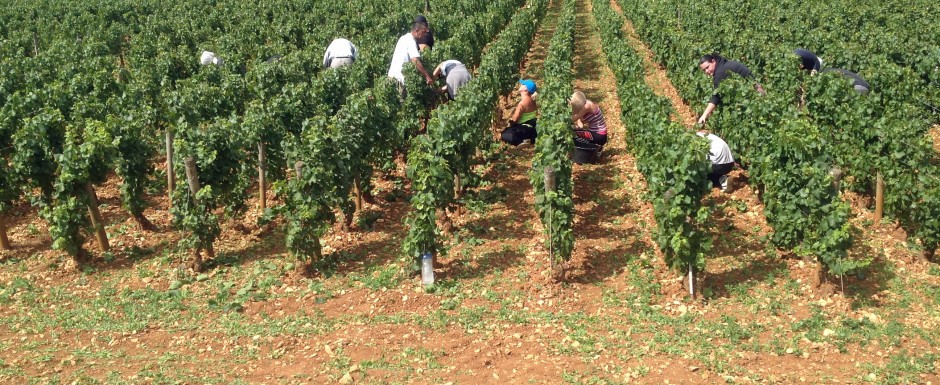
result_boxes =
[582,107,607,136]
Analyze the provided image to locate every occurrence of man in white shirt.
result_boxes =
[388,23,434,86]
[697,129,735,192]
[323,38,357,68]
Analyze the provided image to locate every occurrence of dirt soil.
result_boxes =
[0,0,939,384]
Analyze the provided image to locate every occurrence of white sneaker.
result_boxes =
[516,139,534,150]
[719,175,729,192]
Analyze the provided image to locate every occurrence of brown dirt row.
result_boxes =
[602,0,940,383]
[609,0,697,127]
[605,0,778,292]
[608,0,928,279]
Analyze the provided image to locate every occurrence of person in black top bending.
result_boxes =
[697,53,763,125]
[794,48,871,95]
[414,15,434,51]
[794,48,823,72]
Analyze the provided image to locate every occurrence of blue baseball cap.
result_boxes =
[519,79,537,94]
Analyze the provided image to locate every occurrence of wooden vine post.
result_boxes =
[258,142,266,211]
[0,220,10,250]
[453,173,463,217]
[353,176,363,214]
[184,156,213,271]
[830,167,843,192]
[83,183,110,253]
[166,129,175,207]
[32,32,40,56]
[875,172,884,221]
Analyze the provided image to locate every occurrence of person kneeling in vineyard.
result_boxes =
[697,53,764,125]
[500,79,538,149]
[697,129,735,192]
[433,59,471,100]
[794,49,871,94]
[569,90,608,153]
[323,38,357,68]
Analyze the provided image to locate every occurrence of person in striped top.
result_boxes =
[569,90,608,151]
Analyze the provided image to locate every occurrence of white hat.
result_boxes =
[200,51,223,66]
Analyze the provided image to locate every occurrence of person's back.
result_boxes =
[323,38,357,68]
[712,57,753,89]
[580,102,607,136]
[436,59,471,100]
[698,130,735,191]
[794,48,823,72]
[822,68,871,94]
[704,133,734,165]
[388,33,419,82]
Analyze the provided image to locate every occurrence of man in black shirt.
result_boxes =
[697,53,759,125]
[822,68,870,94]
[415,15,434,51]
[794,49,870,94]
[794,48,823,72]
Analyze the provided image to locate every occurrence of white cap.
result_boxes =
[200,51,223,66]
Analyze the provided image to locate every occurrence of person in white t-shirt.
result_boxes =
[323,38,357,68]
[200,51,223,66]
[388,23,434,86]
[697,129,735,192]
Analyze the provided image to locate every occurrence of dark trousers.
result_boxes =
[574,130,607,150]
[709,162,734,187]
[500,119,537,146]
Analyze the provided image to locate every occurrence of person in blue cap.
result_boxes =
[500,79,538,148]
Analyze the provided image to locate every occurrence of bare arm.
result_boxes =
[571,109,586,123]
[510,101,524,124]
[698,102,717,125]
[432,63,443,78]
[411,57,434,84]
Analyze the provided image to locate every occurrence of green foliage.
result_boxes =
[623,0,940,262]
[280,80,401,268]
[403,0,548,266]
[593,0,712,273]
[44,121,117,258]
[12,108,65,207]
[169,67,251,255]
[531,0,576,264]
[0,0,504,259]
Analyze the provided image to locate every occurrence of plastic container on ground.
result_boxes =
[421,252,434,285]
